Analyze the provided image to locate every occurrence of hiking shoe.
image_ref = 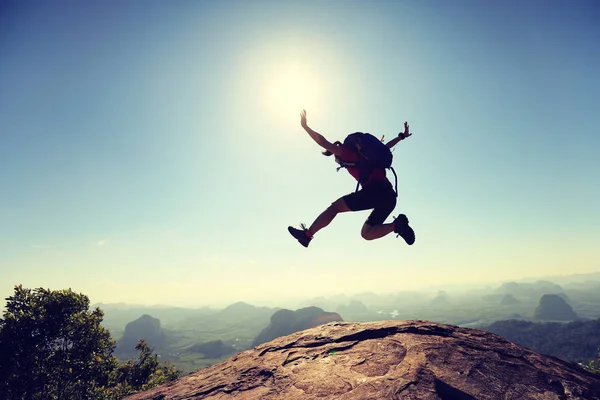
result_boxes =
[393,214,415,245]
[288,223,312,248]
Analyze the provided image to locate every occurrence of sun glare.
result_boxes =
[264,63,322,119]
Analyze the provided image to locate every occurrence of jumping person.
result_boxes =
[288,109,415,248]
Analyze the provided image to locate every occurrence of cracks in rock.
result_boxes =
[454,339,524,361]
[444,338,535,373]
[281,342,359,366]
[199,367,276,395]
[394,380,417,396]
[259,337,352,357]
[282,352,306,367]
[324,341,359,354]
[335,324,456,344]
[548,379,567,398]
[191,383,228,398]
[331,327,403,344]
[333,372,353,393]
[259,324,455,357]
[400,324,456,336]
[351,358,367,368]
[434,378,478,400]
[258,340,320,357]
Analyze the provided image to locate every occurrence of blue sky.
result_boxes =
[1,0,599,307]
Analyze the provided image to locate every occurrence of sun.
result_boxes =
[264,62,322,118]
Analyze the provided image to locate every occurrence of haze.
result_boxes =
[1,1,599,309]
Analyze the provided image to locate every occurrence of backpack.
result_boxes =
[337,132,398,195]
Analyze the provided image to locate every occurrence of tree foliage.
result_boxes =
[101,339,180,399]
[582,347,600,375]
[0,285,180,399]
[0,285,118,399]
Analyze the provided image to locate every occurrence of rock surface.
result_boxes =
[127,320,600,400]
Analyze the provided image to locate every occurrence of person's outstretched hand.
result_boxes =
[300,109,308,128]
[402,121,413,140]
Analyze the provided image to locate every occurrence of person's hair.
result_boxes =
[322,141,342,156]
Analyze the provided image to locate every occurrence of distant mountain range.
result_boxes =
[111,303,346,374]
[95,271,600,340]
[91,270,600,313]
[83,270,600,374]
[479,318,600,364]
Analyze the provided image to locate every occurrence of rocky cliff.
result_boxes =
[116,314,167,355]
[127,320,600,400]
[535,293,579,321]
[252,306,343,347]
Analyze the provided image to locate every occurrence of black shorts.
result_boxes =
[342,180,397,226]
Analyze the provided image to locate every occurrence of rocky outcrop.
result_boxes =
[500,293,520,305]
[116,314,167,355]
[535,294,579,321]
[430,290,451,306]
[126,320,600,400]
[252,306,343,347]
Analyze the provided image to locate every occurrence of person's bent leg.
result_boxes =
[361,221,395,240]
[288,193,359,248]
[308,197,352,236]
[359,184,397,241]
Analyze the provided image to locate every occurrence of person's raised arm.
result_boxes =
[386,121,413,149]
[300,109,343,156]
